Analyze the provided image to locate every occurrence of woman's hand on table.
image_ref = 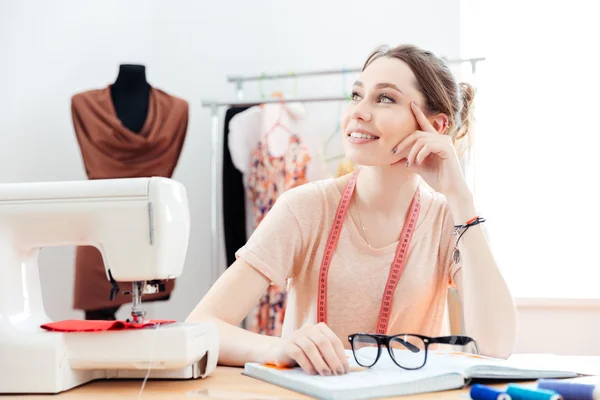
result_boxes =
[266,323,350,376]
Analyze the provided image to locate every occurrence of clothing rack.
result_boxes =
[201,95,350,284]
[202,56,485,284]
[227,57,485,100]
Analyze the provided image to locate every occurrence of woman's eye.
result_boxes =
[350,92,362,101]
[379,94,395,103]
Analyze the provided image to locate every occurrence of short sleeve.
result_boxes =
[235,192,303,287]
[228,106,262,173]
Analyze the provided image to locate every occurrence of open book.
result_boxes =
[244,349,580,400]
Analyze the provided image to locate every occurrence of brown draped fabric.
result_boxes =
[70,86,188,311]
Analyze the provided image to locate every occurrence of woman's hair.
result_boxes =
[362,44,475,158]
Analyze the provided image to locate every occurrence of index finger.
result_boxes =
[391,131,420,158]
[411,102,437,133]
[317,323,350,373]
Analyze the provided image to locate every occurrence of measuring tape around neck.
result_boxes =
[317,170,421,334]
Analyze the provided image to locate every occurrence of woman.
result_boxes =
[187,44,517,376]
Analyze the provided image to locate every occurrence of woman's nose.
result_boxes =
[351,100,372,122]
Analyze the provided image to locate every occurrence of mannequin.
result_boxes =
[109,64,150,134]
[84,64,150,320]
[71,66,189,321]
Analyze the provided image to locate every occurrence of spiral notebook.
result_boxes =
[244,350,580,400]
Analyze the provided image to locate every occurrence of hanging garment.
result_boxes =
[70,86,188,312]
[245,134,311,336]
[228,105,293,239]
[222,106,255,268]
[228,104,332,232]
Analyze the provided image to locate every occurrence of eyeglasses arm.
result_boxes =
[430,336,480,354]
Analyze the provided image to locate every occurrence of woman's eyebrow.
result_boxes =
[352,81,404,95]
[374,82,404,94]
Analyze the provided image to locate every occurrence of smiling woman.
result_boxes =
[187,43,517,377]
[342,45,474,169]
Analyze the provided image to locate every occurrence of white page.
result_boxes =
[426,351,583,374]
[248,349,464,392]
[249,348,581,393]
[507,354,600,375]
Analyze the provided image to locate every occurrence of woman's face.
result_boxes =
[340,57,425,166]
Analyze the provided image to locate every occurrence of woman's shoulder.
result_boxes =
[421,185,449,209]
[418,184,455,232]
[277,177,341,217]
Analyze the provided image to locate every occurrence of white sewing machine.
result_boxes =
[0,177,219,394]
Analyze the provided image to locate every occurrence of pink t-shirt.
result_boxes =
[235,176,461,348]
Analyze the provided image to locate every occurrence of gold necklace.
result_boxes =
[354,195,372,247]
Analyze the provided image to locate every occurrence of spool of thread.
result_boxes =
[470,384,512,400]
[506,384,563,400]
[537,379,599,400]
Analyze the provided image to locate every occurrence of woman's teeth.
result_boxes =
[349,132,378,140]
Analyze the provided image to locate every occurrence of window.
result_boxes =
[459,0,600,298]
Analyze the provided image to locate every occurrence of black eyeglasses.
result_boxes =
[348,333,480,370]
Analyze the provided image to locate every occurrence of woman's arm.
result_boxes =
[188,186,350,374]
[187,257,350,375]
[391,102,517,359]
[186,259,282,366]
[446,191,518,359]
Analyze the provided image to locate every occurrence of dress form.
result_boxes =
[109,64,150,134]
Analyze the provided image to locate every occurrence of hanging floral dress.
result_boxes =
[246,133,311,336]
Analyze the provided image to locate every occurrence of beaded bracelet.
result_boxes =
[451,217,486,263]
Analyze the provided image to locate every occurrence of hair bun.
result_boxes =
[455,82,475,146]
[460,82,475,105]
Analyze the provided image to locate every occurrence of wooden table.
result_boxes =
[3,367,538,400]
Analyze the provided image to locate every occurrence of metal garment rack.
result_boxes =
[201,56,485,283]
[227,57,485,100]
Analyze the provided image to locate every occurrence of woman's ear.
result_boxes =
[430,114,450,134]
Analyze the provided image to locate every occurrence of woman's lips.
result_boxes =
[347,129,380,144]
[347,136,378,144]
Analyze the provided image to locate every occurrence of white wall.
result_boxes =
[0,0,461,322]
[456,0,600,356]
[459,0,600,300]
[514,300,600,356]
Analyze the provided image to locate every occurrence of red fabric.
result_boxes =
[41,319,176,332]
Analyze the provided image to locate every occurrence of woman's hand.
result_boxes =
[391,102,469,198]
[265,323,350,376]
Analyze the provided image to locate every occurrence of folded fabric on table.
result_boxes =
[40,319,176,332]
